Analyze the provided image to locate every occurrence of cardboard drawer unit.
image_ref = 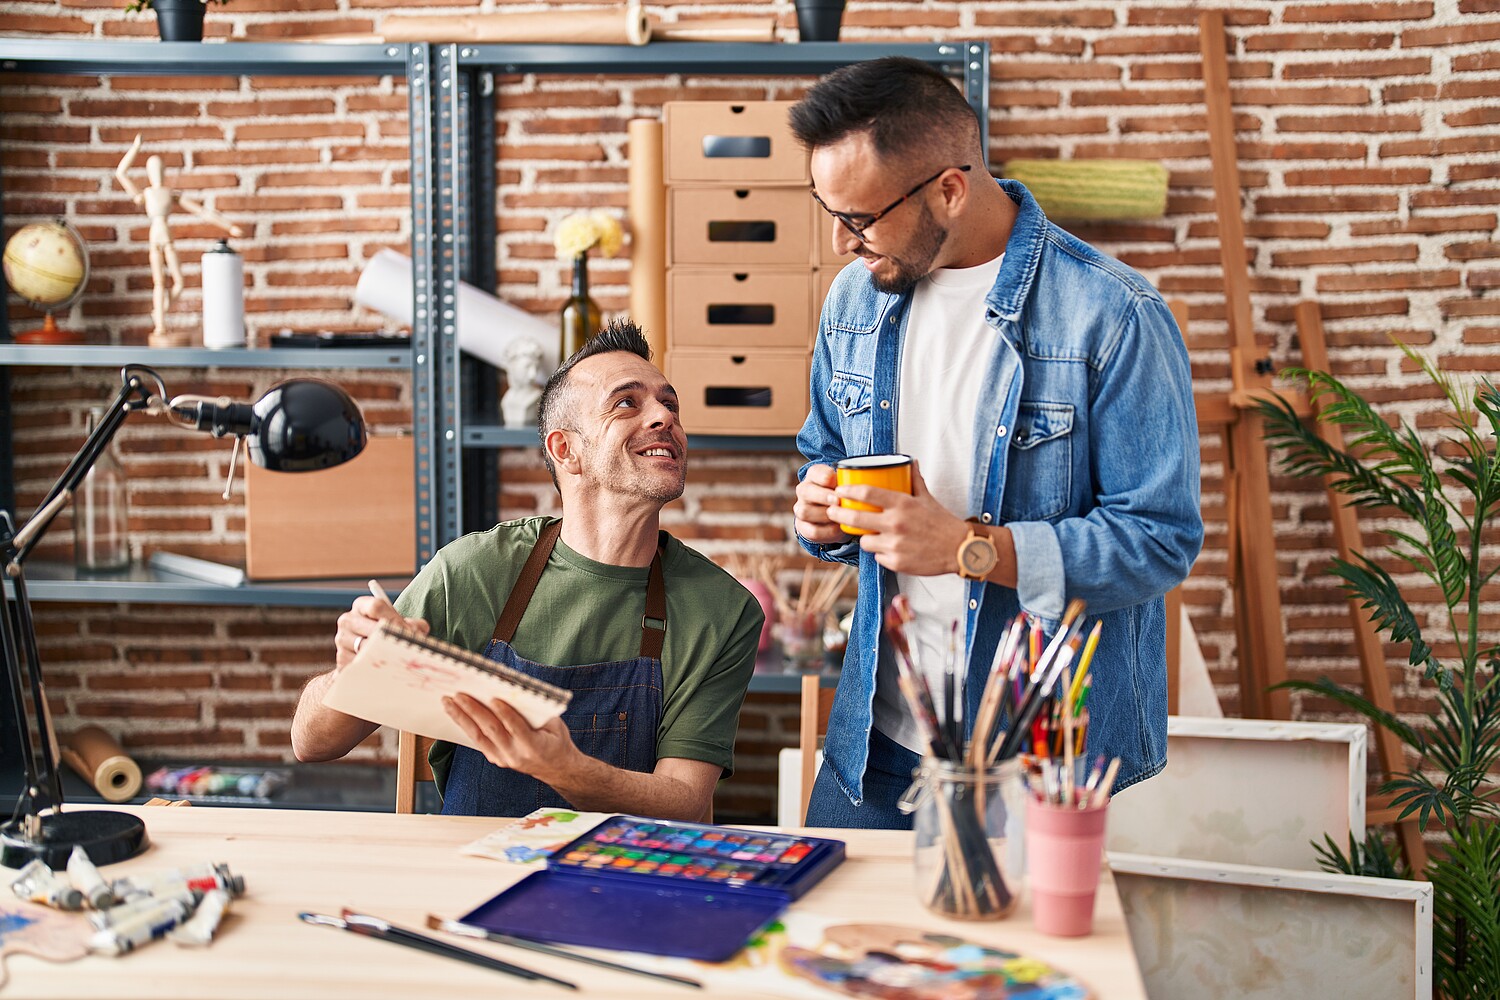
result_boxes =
[245,434,416,580]
[669,186,814,267]
[667,349,810,435]
[663,101,808,185]
[668,269,814,350]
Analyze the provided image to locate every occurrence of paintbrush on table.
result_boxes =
[427,915,702,989]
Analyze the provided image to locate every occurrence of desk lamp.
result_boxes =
[1,365,366,867]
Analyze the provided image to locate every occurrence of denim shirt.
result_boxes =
[796,179,1203,804]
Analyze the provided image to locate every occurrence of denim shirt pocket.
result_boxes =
[826,370,874,456]
[1001,401,1074,522]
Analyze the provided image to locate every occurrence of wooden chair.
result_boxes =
[395,730,434,815]
[796,674,836,825]
[1109,852,1433,1000]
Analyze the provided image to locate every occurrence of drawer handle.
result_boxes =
[705,386,772,408]
[707,305,774,326]
[702,135,770,159]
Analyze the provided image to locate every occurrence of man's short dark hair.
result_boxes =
[537,317,654,489]
[789,56,982,166]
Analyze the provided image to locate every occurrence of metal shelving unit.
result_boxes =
[437,40,991,535]
[0,345,412,370]
[0,40,443,605]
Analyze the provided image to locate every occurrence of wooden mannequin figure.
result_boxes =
[115,134,244,348]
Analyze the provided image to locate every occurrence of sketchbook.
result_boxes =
[322,623,571,746]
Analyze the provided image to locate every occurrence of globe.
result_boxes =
[3,219,89,344]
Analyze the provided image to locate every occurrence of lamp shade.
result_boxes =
[247,379,367,472]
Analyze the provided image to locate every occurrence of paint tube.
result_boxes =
[89,886,201,931]
[169,888,229,946]
[88,896,195,956]
[112,862,244,902]
[10,859,83,911]
[67,845,115,910]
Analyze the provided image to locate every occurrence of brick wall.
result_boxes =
[3,0,1496,823]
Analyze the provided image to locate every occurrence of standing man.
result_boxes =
[293,320,762,821]
[790,58,1202,828]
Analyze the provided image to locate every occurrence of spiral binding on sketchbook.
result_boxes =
[323,623,572,744]
[380,624,570,705]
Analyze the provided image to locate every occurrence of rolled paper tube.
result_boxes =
[626,119,668,368]
[59,725,142,803]
[653,17,777,42]
[381,7,652,45]
[353,248,559,374]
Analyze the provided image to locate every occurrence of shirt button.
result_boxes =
[996,425,1007,437]
[969,599,978,610]
[888,315,898,325]
[981,513,992,523]
[879,399,890,409]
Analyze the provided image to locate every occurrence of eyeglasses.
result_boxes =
[811,165,972,242]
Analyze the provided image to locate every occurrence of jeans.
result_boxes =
[804,729,921,830]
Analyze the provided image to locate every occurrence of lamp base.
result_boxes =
[0,809,148,869]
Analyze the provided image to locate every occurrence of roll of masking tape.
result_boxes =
[59,725,142,802]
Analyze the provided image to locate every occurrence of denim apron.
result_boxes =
[441,519,667,816]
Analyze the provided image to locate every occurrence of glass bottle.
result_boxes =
[73,407,131,572]
[559,253,601,362]
[911,757,1025,920]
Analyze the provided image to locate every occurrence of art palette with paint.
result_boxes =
[458,816,845,962]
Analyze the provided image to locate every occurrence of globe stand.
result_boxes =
[16,313,84,346]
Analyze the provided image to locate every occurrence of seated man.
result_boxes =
[291,319,763,820]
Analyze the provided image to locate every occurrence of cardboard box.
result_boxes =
[664,101,808,185]
[668,268,814,350]
[245,434,416,580]
[667,349,810,435]
[816,206,860,267]
[669,186,813,267]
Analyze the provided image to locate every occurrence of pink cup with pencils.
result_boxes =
[1025,799,1110,937]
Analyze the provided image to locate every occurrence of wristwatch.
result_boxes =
[956,525,998,581]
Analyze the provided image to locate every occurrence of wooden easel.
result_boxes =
[1189,11,1427,872]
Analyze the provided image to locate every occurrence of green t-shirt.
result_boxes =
[394,516,763,796]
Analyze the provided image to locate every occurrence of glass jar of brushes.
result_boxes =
[907,756,1026,920]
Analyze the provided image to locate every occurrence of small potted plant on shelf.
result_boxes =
[1259,345,1500,1000]
[124,0,229,42]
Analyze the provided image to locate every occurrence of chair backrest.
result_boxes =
[1109,852,1433,1000]
[798,674,836,824]
[1107,716,1366,869]
[395,730,435,814]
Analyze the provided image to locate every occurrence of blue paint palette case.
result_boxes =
[458,816,845,962]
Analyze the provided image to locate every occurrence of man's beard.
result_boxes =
[869,201,948,295]
[582,437,686,506]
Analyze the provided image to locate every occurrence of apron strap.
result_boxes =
[491,518,564,646]
[492,519,669,661]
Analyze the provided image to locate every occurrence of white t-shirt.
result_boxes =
[873,251,1007,755]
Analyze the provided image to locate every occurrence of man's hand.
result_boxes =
[333,596,429,670]
[443,693,579,784]
[827,460,969,576]
[794,463,850,545]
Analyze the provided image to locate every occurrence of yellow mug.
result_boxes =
[836,454,913,536]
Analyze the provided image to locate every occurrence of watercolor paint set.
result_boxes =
[458,816,845,961]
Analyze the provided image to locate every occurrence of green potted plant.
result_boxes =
[1259,346,1500,999]
[124,0,229,42]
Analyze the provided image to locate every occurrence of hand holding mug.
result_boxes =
[793,463,849,545]
[829,459,973,577]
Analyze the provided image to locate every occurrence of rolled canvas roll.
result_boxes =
[59,725,142,803]
[354,248,560,374]
[627,119,668,368]
[381,7,652,45]
[654,17,777,42]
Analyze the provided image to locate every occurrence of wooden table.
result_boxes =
[5,806,1146,998]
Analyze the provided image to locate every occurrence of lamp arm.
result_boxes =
[2,365,165,829]
[10,366,165,569]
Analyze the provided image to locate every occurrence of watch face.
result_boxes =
[960,536,997,577]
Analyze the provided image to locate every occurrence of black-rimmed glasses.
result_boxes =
[811,164,972,242]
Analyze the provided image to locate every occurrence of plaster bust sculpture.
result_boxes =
[500,338,546,429]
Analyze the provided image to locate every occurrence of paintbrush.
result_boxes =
[427,916,701,989]
[994,632,1083,761]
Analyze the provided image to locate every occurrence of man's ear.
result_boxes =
[937,165,971,219]
[545,428,582,478]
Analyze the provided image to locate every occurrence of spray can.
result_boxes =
[201,237,245,349]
